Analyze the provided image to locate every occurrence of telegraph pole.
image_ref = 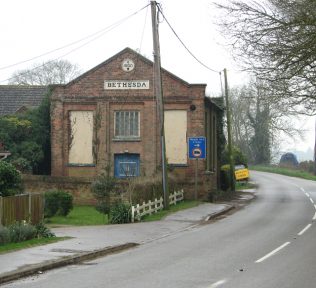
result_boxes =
[314,117,316,175]
[223,68,235,192]
[151,1,169,209]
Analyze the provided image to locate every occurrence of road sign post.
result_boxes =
[188,137,206,200]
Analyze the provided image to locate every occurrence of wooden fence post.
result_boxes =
[0,197,2,226]
[28,193,32,223]
[137,204,140,221]
[154,198,157,213]
[131,205,135,223]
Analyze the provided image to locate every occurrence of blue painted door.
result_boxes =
[114,154,140,178]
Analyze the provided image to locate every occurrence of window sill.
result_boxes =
[67,163,96,167]
[168,164,188,168]
[112,138,141,142]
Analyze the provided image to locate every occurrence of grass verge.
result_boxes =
[236,181,257,191]
[0,237,70,254]
[47,206,108,226]
[250,165,316,181]
[47,201,203,225]
[142,200,201,222]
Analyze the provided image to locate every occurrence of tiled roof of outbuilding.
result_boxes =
[0,85,48,116]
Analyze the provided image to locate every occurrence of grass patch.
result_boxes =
[142,200,201,222]
[0,237,69,254]
[250,165,316,181]
[236,181,257,191]
[47,205,108,226]
[47,201,203,225]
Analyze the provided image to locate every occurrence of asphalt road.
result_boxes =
[4,171,316,288]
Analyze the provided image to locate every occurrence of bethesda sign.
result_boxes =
[104,80,149,90]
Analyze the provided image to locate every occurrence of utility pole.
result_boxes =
[223,68,235,192]
[314,117,316,175]
[151,0,169,209]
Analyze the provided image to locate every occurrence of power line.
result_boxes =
[0,3,150,74]
[157,4,220,74]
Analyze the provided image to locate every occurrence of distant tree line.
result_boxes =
[215,0,316,115]
[228,80,303,165]
[215,0,316,165]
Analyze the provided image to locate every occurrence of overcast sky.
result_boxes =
[0,0,246,92]
[0,0,314,155]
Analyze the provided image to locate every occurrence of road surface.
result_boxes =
[4,171,316,288]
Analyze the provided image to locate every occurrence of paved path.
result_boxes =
[0,202,233,284]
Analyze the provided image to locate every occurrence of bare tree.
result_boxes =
[215,0,316,114]
[230,80,304,164]
[9,59,81,85]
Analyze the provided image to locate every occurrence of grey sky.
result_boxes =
[0,0,313,153]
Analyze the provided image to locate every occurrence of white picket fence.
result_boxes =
[131,189,184,222]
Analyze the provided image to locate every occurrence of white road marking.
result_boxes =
[298,224,312,236]
[305,192,310,197]
[208,279,227,288]
[313,212,316,221]
[255,242,291,263]
[314,204,316,210]
[310,198,315,204]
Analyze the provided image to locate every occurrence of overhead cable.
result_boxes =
[0,3,150,72]
[157,4,220,74]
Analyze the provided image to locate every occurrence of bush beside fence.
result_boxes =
[131,189,184,222]
[0,194,44,226]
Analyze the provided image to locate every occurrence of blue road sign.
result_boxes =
[188,137,206,159]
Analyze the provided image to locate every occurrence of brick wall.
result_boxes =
[50,48,218,199]
[23,175,96,205]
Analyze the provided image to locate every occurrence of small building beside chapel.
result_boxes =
[0,85,47,116]
[50,48,223,199]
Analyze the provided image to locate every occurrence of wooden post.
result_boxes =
[314,117,316,175]
[0,197,2,226]
[28,194,32,223]
[149,200,152,215]
[131,205,135,223]
[151,0,169,209]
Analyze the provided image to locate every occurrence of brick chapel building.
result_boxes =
[50,48,223,199]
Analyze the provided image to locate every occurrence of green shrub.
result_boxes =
[299,160,315,174]
[95,201,111,216]
[128,175,179,205]
[44,191,60,217]
[58,192,73,216]
[0,222,54,245]
[0,226,10,245]
[221,146,248,166]
[91,167,117,217]
[10,157,32,174]
[35,222,55,238]
[44,190,73,218]
[18,141,44,167]
[220,164,231,191]
[0,161,23,197]
[8,222,36,243]
[110,202,131,224]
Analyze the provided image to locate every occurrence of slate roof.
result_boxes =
[0,85,48,116]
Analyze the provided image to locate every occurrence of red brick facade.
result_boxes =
[50,48,221,199]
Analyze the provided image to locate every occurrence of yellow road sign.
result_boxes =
[235,168,249,181]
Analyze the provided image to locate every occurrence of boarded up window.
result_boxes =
[164,110,187,165]
[69,111,94,165]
